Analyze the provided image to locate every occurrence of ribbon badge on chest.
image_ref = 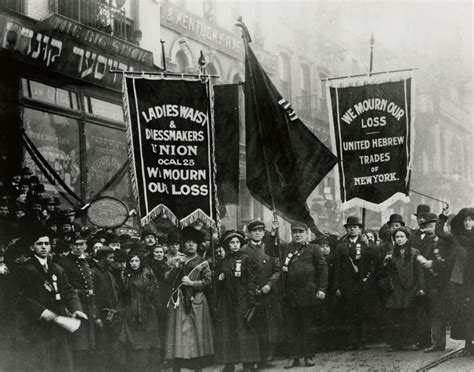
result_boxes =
[355,244,362,260]
[234,260,242,277]
[52,274,61,300]
[282,253,293,272]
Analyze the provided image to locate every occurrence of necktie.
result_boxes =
[42,263,48,273]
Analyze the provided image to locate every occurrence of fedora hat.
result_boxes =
[387,214,405,226]
[414,204,430,217]
[344,216,363,228]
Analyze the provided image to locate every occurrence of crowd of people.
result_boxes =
[0,167,473,372]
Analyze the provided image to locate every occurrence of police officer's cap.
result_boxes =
[291,221,308,231]
[247,220,265,231]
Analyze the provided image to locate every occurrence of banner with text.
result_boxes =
[123,76,218,228]
[326,73,414,211]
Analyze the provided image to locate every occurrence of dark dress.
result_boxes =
[118,267,161,372]
[14,257,83,372]
[436,210,474,341]
[92,261,120,371]
[215,250,260,365]
[384,246,425,348]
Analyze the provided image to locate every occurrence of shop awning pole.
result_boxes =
[110,70,220,79]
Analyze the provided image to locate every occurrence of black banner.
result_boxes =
[123,77,217,227]
[214,84,240,205]
[327,74,414,211]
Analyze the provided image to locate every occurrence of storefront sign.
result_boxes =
[87,196,129,228]
[122,76,218,228]
[326,73,414,211]
[161,2,277,75]
[0,13,154,90]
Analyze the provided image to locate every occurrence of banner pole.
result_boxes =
[362,34,375,230]
[160,38,167,71]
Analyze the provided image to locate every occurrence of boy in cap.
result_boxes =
[241,220,283,368]
[282,222,327,368]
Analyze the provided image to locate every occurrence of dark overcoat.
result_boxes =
[118,267,161,350]
[215,250,260,364]
[241,241,283,343]
[57,254,97,350]
[385,247,425,309]
[333,237,378,311]
[15,257,83,372]
[282,242,328,307]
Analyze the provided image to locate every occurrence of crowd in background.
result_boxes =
[0,167,473,372]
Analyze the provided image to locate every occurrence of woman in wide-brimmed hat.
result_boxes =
[165,226,214,372]
[435,206,474,354]
[214,230,260,372]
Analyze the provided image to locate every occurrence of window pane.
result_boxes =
[25,79,77,110]
[86,97,124,122]
[23,108,81,194]
[85,124,132,205]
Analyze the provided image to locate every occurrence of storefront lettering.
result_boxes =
[1,15,153,90]
[72,46,131,80]
[17,26,63,67]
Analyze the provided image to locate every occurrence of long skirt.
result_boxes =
[165,291,214,367]
[385,307,417,348]
[450,282,474,341]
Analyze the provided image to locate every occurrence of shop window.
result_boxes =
[84,123,131,204]
[23,108,81,193]
[84,96,124,123]
[22,78,79,110]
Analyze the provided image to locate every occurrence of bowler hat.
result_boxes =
[414,204,430,217]
[344,216,363,228]
[420,213,438,225]
[291,221,308,231]
[247,220,265,231]
[387,214,405,226]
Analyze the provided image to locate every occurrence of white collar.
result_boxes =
[251,240,262,245]
[35,255,48,266]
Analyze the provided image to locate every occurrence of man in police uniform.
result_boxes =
[241,220,283,369]
[56,232,96,371]
[282,222,327,368]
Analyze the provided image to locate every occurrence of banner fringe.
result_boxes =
[141,204,179,227]
[341,193,410,212]
[122,77,140,219]
[205,78,221,235]
[180,209,216,229]
[326,72,415,210]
